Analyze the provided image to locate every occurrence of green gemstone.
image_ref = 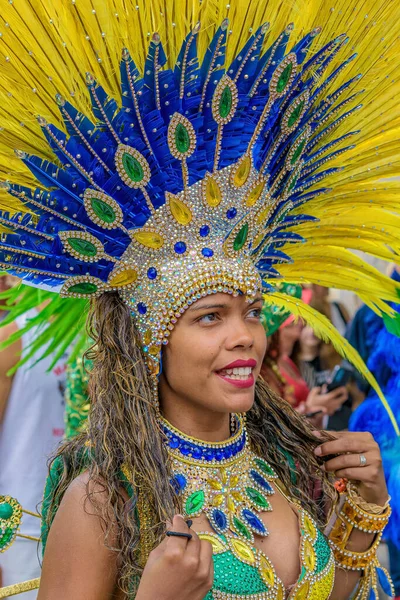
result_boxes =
[233,223,249,252]
[175,123,191,154]
[276,63,293,93]
[90,198,116,224]
[185,490,205,515]
[232,516,252,540]
[287,100,305,128]
[219,85,233,119]
[67,238,98,257]
[0,527,15,548]
[291,139,307,165]
[122,152,144,182]
[288,174,298,192]
[0,502,13,520]
[245,487,271,510]
[254,458,276,478]
[68,282,98,295]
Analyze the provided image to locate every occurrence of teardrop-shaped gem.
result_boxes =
[233,223,249,252]
[259,555,275,588]
[242,508,268,536]
[168,113,196,158]
[290,139,307,165]
[287,99,305,129]
[133,230,164,249]
[227,496,235,513]
[212,494,224,507]
[229,538,256,565]
[230,475,240,487]
[204,174,222,207]
[250,469,275,494]
[67,282,99,295]
[168,193,193,225]
[220,85,232,118]
[212,75,238,124]
[245,487,271,510]
[84,190,123,230]
[210,508,228,533]
[303,539,316,571]
[244,180,265,207]
[115,145,151,188]
[232,154,251,188]
[123,153,143,181]
[185,490,205,515]
[175,123,190,153]
[144,329,152,345]
[231,491,244,503]
[303,514,317,540]
[108,268,138,288]
[292,580,310,600]
[68,237,98,257]
[219,468,228,485]
[198,533,226,554]
[232,515,252,541]
[208,479,223,491]
[253,458,277,479]
[276,62,293,94]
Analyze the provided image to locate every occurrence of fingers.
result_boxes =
[165,515,193,551]
[322,450,373,473]
[314,431,375,457]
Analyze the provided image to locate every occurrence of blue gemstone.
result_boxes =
[172,473,187,492]
[199,225,210,237]
[215,449,223,461]
[225,446,233,458]
[180,445,191,456]
[169,437,179,449]
[226,207,237,219]
[250,470,274,493]
[205,449,215,461]
[242,508,267,534]
[174,241,187,254]
[202,248,214,257]
[137,302,147,314]
[147,267,157,280]
[191,446,202,460]
[212,509,228,532]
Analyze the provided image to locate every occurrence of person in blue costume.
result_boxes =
[348,268,400,599]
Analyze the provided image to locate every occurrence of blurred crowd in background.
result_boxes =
[0,274,399,598]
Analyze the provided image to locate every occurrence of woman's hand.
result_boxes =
[136,515,214,600]
[314,431,388,506]
[303,385,348,416]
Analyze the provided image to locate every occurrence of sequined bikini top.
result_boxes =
[163,416,335,599]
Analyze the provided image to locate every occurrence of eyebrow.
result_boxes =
[188,296,263,313]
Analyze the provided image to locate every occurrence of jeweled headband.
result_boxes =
[0,16,399,392]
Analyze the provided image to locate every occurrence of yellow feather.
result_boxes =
[264,292,400,436]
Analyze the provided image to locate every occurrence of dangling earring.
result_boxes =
[151,373,161,419]
[230,413,237,434]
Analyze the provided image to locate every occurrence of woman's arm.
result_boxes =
[38,473,124,600]
[315,431,390,600]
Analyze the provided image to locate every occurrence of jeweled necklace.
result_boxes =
[162,414,278,543]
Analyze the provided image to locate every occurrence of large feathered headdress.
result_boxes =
[0,0,399,431]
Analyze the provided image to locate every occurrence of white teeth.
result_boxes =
[219,366,253,380]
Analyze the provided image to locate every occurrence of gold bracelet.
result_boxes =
[329,533,382,571]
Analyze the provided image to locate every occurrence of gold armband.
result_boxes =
[328,481,394,599]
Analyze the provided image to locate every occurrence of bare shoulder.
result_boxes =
[39,471,122,600]
[0,321,21,374]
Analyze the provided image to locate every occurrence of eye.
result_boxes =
[247,307,262,319]
[197,312,218,324]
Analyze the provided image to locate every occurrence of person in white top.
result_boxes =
[0,305,67,599]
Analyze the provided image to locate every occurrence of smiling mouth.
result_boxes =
[217,366,253,381]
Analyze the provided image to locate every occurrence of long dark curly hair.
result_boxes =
[45,291,336,595]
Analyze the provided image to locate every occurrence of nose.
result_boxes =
[225,315,254,350]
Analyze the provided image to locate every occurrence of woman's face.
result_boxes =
[159,292,266,416]
[300,325,319,349]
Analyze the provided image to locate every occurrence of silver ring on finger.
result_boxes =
[359,454,367,467]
